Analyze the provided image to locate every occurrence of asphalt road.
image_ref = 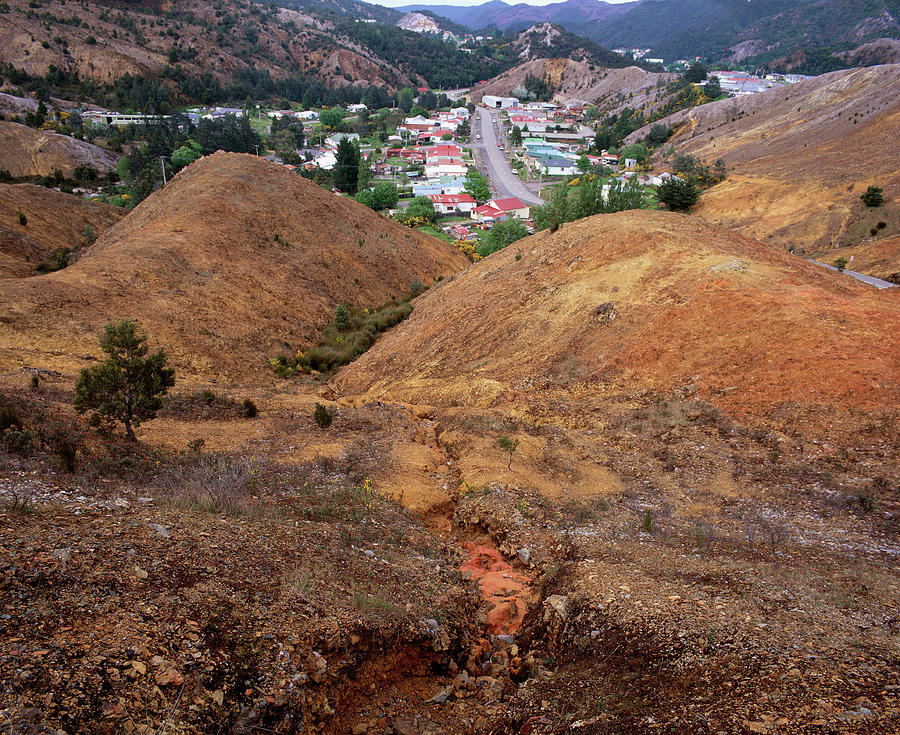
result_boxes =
[809,260,898,289]
[472,108,544,207]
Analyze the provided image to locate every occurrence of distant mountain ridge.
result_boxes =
[394,0,637,33]
[581,0,900,63]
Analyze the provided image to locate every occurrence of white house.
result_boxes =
[428,193,476,215]
[296,110,319,120]
[347,103,368,114]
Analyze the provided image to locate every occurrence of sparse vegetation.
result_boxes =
[271,298,414,376]
[834,257,848,272]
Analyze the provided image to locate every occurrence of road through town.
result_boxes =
[472,107,544,207]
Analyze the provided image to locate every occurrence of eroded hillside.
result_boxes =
[0,121,120,178]
[474,59,672,111]
[625,65,900,270]
[0,182,125,278]
[1,208,898,733]
[0,152,468,382]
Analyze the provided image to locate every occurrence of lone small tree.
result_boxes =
[74,320,175,441]
[860,185,883,207]
[656,177,700,211]
[498,435,520,470]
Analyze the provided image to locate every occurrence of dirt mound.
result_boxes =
[625,65,900,254]
[0,152,468,382]
[473,60,671,111]
[0,121,119,178]
[336,210,900,427]
[0,183,124,278]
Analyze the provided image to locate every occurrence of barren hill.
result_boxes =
[0,152,468,382]
[473,59,670,109]
[626,64,900,263]
[0,183,124,278]
[337,210,900,433]
[0,121,120,178]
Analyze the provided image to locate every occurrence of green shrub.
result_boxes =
[834,257,848,272]
[333,304,351,332]
[314,403,335,429]
[200,388,216,405]
[876,221,886,229]
[860,185,883,207]
[17,209,27,226]
[241,398,258,418]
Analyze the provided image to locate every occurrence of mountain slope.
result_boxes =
[584,0,900,63]
[0,0,417,97]
[337,210,900,433]
[0,122,119,178]
[396,0,636,32]
[625,65,900,257]
[0,152,468,381]
[0,183,125,278]
[474,59,670,107]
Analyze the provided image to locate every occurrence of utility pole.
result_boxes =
[254,144,260,156]
[159,156,167,186]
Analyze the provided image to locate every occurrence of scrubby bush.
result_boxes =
[241,398,258,418]
[314,402,334,429]
[834,257,848,272]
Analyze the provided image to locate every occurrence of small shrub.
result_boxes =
[642,509,654,534]
[29,374,40,390]
[54,435,78,472]
[333,304,351,332]
[498,435,520,470]
[200,388,216,405]
[314,403,335,429]
[241,398,258,418]
[17,209,27,226]
[870,227,878,236]
[834,257,848,272]
[156,454,256,516]
[876,221,886,229]
[860,185,883,207]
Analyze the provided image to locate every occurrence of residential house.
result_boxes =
[470,204,508,223]
[530,154,578,177]
[428,193,476,215]
[325,133,360,148]
[412,182,444,197]
[347,103,368,114]
[488,197,530,220]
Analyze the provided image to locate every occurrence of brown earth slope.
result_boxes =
[0,121,120,178]
[337,210,900,434]
[0,183,125,278]
[473,59,672,112]
[625,65,900,269]
[0,152,468,382]
[0,0,414,91]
